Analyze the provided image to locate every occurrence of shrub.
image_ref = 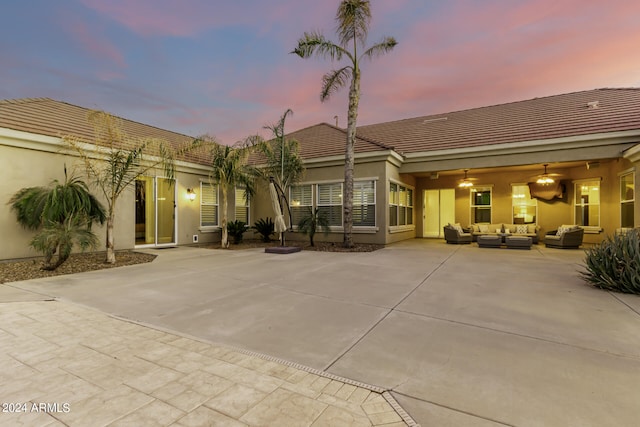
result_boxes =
[581,229,640,294]
[226,220,247,244]
[253,217,275,242]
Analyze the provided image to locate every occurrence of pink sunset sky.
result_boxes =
[2,0,639,144]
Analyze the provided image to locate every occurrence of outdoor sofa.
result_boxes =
[443,224,473,244]
[470,223,539,244]
[544,225,584,249]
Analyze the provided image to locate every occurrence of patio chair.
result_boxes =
[544,226,584,249]
[444,225,473,244]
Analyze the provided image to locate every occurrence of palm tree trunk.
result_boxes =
[343,67,360,248]
[105,210,116,264]
[221,186,229,248]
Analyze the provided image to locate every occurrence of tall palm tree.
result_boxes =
[208,140,257,248]
[64,111,204,264]
[8,167,105,270]
[292,0,397,247]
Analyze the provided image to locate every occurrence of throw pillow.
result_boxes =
[516,225,528,234]
[479,224,489,233]
[557,226,571,236]
[527,224,537,233]
[496,228,502,233]
[503,227,511,234]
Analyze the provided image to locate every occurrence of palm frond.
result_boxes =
[321,67,352,101]
[336,0,371,47]
[292,32,348,62]
[361,36,398,61]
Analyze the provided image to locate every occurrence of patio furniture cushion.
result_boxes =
[545,227,584,249]
[444,225,473,244]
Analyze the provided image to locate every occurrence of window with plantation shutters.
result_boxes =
[235,187,249,224]
[353,180,376,227]
[290,184,312,227]
[200,182,218,227]
[317,183,342,227]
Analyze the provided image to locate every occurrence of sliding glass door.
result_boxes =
[135,177,176,246]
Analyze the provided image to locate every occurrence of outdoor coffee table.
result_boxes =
[505,235,532,249]
[477,235,502,248]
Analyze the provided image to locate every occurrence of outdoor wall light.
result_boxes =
[187,188,196,201]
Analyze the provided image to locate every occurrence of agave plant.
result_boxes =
[581,229,640,294]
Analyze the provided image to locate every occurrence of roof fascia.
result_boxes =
[402,130,640,163]
[623,143,640,163]
[1,126,209,175]
[301,150,403,169]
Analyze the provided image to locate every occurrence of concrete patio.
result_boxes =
[3,239,640,426]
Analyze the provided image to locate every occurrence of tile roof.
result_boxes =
[282,122,394,159]
[356,88,640,155]
[0,98,209,164]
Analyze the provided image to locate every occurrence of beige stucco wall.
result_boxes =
[251,156,391,245]
[1,130,215,260]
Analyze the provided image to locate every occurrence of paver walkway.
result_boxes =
[0,295,413,426]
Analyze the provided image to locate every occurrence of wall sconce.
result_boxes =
[186,188,196,201]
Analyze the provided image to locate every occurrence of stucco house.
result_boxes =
[2,88,639,260]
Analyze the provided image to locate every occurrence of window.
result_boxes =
[574,180,600,228]
[471,187,492,223]
[353,181,376,227]
[235,187,249,224]
[318,183,343,227]
[290,184,312,227]
[389,182,413,227]
[620,172,634,228]
[200,182,218,227]
[512,185,537,224]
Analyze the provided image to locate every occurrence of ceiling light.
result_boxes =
[459,169,474,188]
[536,164,555,185]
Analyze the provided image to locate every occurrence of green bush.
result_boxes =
[581,229,640,294]
[253,217,275,242]
[226,220,247,244]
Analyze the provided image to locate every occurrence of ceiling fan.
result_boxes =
[531,164,562,184]
[458,169,478,188]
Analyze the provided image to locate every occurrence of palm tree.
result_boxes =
[208,140,257,248]
[260,109,305,192]
[64,111,204,264]
[292,0,397,248]
[256,109,305,229]
[298,207,330,247]
[8,167,106,270]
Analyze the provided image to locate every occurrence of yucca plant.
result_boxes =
[253,217,275,242]
[581,229,640,294]
[226,220,247,245]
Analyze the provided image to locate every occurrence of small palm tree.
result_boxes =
[31,215,99,270]
[298,207,330,247]
[8,167,105,270]
[292,0,396,248]
[208,139,257,248]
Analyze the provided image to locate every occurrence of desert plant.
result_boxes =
[31,216,99,270]
[253,217,275,242]
[227,220,247,244]
[581,229,640,294]
[8,167,106,270]
[298,207,330,247]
